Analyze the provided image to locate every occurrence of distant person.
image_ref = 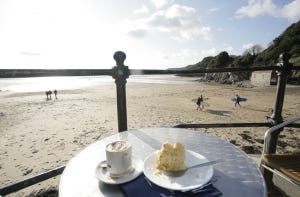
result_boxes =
[48,90,52,100]
[234,94,241,108]
[196,95,204,110]
[54,89,58,99]
[45,91,49,100]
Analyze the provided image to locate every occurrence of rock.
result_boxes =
[23,168,33,176]
[241,145,262,154]
[255,138,264,144]
[229,140,236,145]
[27,187,58,197]
[198,71,251,85]
[32,149,39,154]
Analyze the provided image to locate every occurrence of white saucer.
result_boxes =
[95,158,143,184]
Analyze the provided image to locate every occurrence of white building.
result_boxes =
[250,71,277,86]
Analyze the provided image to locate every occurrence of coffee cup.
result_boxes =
[105,140,132,177]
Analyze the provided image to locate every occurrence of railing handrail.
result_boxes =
[0,166,65,196]
[1,65,300,78]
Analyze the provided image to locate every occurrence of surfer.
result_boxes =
[235,94,241,108]
[48,90,52,100]
[45,91,49,100]
[196,95,204,110]
[54,89,58,99]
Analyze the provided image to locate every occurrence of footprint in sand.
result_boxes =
[31,149,39,154]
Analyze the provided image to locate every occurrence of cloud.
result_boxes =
[281,0,300,22]
[151,0,173,9]
[160,48,203,67]
[225,46,234,52]
[133,4,149,15]
[201,47,218,57]
[172,49,199,59]
[235,0,278,18]
[235,0,300,22]
[127,29,147,38]
[143,4,212,40]
[19,51,40,56]
[200,46,233,57]
[243,43,254,49]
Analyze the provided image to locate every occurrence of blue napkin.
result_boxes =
[120,174,222,197]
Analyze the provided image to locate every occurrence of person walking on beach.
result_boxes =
[196,95,204,110]
[45,91,49,100]
[235,94,241,108]
[54,89,58,99]
[48,90,52,100]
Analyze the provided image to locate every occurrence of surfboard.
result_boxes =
[231,97,247,102]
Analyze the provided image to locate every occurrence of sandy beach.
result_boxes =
[0,77,300,196]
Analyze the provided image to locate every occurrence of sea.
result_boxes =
[0,75,199,93]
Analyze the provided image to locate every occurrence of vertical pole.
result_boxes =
[269,52,292,152]
[112,51,129,132]
[263,52,292,187]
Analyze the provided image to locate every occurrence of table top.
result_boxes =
[59,128,267,197]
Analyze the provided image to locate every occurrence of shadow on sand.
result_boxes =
[26,187,58,197]
[242,106,270,113]
[205,109,231,116]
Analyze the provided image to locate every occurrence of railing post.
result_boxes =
[263,52,293,186]
[112,51,129,132]
[269,52,293,151]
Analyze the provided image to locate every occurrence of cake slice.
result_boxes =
[156,142,186,171]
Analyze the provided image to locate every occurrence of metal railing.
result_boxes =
[0,51,300,196]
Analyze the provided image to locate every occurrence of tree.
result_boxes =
[244,44,263,56]
[232,54,255,67]
[215,51,230,68]
[207,51,232,68]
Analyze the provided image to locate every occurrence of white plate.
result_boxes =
[143,150,214,191]
[95,158,143,184]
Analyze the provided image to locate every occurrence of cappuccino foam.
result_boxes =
[106,141,130,152]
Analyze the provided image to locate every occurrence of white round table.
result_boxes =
[59,128,267,197]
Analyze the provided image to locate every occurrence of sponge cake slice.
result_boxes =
[156,142,186,171]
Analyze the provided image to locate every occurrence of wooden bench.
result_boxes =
[260,117,300,189]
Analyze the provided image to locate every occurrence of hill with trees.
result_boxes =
[183,20,300,83]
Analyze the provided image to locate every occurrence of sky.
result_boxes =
[0,0,299,70]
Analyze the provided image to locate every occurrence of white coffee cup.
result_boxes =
[105,140,132,177]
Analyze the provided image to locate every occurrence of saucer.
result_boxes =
[95,158,143,184]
